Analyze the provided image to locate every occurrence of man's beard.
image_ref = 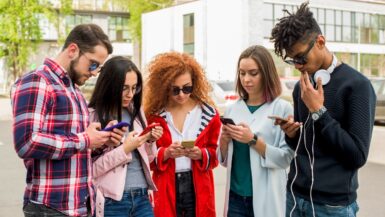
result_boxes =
[68,58,84,86]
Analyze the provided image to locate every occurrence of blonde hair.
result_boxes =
[143,52,214,115]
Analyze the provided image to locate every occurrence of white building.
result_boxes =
[141,0,385,80]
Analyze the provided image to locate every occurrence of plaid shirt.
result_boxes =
[11,58,93,216]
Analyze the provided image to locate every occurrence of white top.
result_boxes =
[165,105,202,172]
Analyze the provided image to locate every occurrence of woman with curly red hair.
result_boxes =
[143,52,221,217]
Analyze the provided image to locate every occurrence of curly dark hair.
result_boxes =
[270,2,321,59]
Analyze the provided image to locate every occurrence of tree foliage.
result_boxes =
[0,0,71,81]
[126,0,173,43]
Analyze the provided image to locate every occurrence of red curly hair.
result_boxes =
[143,52,214,115]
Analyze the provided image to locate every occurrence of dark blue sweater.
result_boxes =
[286,63,376,206]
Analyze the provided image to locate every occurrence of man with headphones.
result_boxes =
[270,2,376,217]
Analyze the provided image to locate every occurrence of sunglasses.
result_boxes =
[284,36,317,66]
[81,52,102,72]
[171,85,193,96]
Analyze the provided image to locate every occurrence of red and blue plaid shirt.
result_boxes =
[11,58,93,216]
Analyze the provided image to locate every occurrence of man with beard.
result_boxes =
[11,24,124,216]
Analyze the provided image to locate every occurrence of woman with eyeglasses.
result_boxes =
[143,51,221,217]
[88,56,163,217]
[218,45,294,217]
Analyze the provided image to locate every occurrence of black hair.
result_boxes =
[270,2,321,59]
[63,24,113,54]
[88,56,145,131]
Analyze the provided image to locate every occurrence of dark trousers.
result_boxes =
[175,171,196,217]
[227,190,254,217]
[23,202,74,217]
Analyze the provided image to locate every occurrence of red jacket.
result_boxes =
[148,103,221,217]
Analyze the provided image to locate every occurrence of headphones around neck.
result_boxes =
[313,54,338,86]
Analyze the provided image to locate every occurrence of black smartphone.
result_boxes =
[220,117,236,125]
[102,122,130,131]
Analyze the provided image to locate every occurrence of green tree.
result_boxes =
[112,0,172,67]
[0,0,71,82]
[126,0,172,42]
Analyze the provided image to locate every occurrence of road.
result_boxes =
[0,97,384,216]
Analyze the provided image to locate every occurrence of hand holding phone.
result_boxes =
[268,115,289,124]
[139,123,161,136]
[220,117,236,125]
[102,122,130,131]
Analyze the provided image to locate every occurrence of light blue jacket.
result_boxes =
[217,98,294,217]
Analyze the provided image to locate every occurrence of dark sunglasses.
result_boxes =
[81,52,102,72]
[171,86,193,96]
[284,37,317,66]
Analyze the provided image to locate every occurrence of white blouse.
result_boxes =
[165,105,202,172]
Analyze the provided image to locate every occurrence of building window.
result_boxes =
[183,13,194,56]
[65,14,92,34]
[108,16,130,42]
[263,2,385,45]
[39,15,58,40]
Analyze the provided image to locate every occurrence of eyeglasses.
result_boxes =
[81,52,102,72]
[171,86,193,96]
[284,36,317,66]
[123,85,141,95]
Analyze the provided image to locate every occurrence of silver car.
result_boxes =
[210,80,238,115]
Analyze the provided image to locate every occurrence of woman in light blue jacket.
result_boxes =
[218,45,294,217]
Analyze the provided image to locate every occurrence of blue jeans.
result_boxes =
[104,188,154,217]
[227,190,254,217]
[286,192,359,217]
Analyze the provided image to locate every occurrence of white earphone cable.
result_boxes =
[289,113,311,217]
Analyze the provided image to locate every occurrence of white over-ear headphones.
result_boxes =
[313,54,338,86]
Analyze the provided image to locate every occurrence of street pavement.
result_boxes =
[0,97,384,217]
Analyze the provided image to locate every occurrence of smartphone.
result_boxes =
[139,122,161,136]
[220,117,236,125]
[181,140,195,149]
[268,115,289,124]
[102,122,130,131]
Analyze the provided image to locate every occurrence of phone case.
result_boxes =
[139,123,161,136]
[102,122,130,131]
[181,140,195,148]
[220,117,235,125]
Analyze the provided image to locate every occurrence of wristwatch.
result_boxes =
[311,106,327,121]
[248,133,259,146]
